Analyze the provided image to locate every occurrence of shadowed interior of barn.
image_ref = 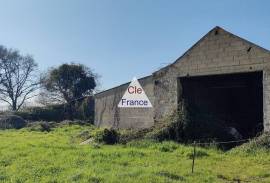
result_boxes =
[179,72,263,138]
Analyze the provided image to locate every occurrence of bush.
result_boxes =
[146,121,184,142]
[16,105,66,122]
[118,129,151,144]
[146,108,239,146]
[40,122,52,132]
[233,133,270,153]
[15,97,94,122]
[145,110,184,142]
[27,121,56,132]
[92,128,119,144]
[73,97,94,121]
[0,115,26,129]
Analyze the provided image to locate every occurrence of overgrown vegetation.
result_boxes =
[71,127,119,145]
[15,105,66,121]
[26,121,55,132]
[0,115,26,129]
[0,124,269,182]
[142,108,247,148]
[92,128,119,144]
[15,97,94,122]
[232,133,270,153]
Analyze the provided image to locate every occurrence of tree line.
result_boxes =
[0,45,98,111]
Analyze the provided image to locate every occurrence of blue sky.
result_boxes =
[0,0,269,90]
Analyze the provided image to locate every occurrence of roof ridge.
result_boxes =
[153,26,270,74]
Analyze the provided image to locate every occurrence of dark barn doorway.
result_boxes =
[179,72,263,139]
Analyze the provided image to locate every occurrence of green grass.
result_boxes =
[0,125,269,183]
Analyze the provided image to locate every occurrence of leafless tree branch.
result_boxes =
[0,46,39,111]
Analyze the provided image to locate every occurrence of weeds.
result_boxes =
[0,124,269,182]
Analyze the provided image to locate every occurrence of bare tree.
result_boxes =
[0,45,39,111]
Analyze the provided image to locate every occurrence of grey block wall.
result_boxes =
[94,76,154,129]
[153,27,270,132]
[263,69,270,132]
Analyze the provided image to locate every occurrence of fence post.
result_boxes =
[192,141,196,173]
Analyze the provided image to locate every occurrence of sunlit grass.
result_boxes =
[0,125,269,182]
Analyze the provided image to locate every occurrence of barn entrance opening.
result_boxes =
[179,71,263,139]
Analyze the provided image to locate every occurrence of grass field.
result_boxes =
[0,124,269,183]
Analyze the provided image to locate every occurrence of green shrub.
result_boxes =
[16,97,94,122]
[74,97,94,121]
[40,122,52,132]
[118,129,151,144]
[0,115,26,129]
[92,128,119,144]
[16,105,66,122]
[146,121,184,142]
[27,121,56,132]
[145,110,184,142]
[233,133,270,153]
[146,108,238,146]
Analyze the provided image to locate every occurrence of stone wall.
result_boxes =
[94,76,154,129]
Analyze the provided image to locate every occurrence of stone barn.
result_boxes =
[94,26,270,137]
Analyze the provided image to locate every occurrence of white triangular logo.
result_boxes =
[118,77,152,108]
